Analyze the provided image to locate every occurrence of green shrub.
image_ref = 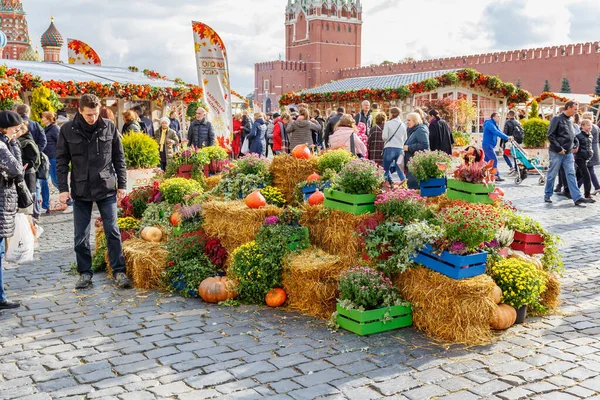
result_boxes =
[164,256,217,297]
[229,241,280,304]
[200,146,228,161]
[317,149,355,174]
[121,132,160,169]
[159,178,203,204]
[528,99,539,119]
[522,118,550,148]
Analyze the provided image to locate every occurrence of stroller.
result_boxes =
[506,139,547,185]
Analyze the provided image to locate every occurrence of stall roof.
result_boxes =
[2,59,177,88]
[540,92,598,105]
[300,69,460,94]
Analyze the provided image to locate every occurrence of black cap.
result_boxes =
[0,111,22,129]
[273,112,281,119]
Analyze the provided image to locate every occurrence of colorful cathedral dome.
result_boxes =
[0,30,7,48]
[19,41,41,61]
[0,0,23,12]
[41,17,63,48]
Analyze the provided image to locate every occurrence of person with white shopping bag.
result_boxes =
[0,111,26,310]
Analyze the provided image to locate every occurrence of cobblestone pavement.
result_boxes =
[2,174,600,400]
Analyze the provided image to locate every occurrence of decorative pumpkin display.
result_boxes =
[170,212,182,226]
[306,173,321,182]
[308,189,325,205]
[292,144,311,159]
[490,303,517,330]
[141,227,162,242]
[244,190,267,209]
[491,285,502,304]
[198,276,238,303]
[265,288,286,307]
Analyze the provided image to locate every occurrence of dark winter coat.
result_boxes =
[324,112,343,148]
[140,116,154,137]
[56,114,127,202]
[428,118,453,154]
[548,113,579,154]
[187,118,215,148]
[122,120,142,134]
[43,123,59,159]
[576,131,594,162]
[18,132,40,173]
[405,123,430,161]
[503,118,524,144]
[354,111,373,132]
[287,119,321,149]
[589,124,600,167]
[169,118,181,137]
[248,118,267,155]
[22,116,46,152]
[0,134,24,238]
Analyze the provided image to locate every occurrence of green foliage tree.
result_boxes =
[560,77,571,93]
[528,99,539,119]
[186,100,208,121]
[595,74,600,96]
[523,118,550,148]
[543,80,551,92]
[30,86,63,123]
[380,60,393,65]
[121,132,160,169]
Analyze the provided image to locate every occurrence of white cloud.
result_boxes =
[19,0,597,96]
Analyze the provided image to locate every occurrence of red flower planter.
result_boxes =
[176,164,193,179]
[511,232,545,255]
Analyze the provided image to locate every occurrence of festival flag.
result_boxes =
[67,39,101,65]
[192,21,232,148]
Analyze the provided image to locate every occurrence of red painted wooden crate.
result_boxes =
[511,232,545,255]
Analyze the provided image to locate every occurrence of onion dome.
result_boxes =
[0,30,7,49]
[19,41,42,62]
[41,17,64,48]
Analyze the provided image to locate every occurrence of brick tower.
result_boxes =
[0,0,29,59]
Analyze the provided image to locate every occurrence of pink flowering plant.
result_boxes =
[407,150,451,182]
[338,267,405,310]
[235,154,270,176]
[375,188,434,223]
[335,159,385,195]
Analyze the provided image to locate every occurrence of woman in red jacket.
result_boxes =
[272,112,291,155]
[232,113,242,159]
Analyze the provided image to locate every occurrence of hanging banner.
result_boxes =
[67,39,101,65]
[192,21,232,149]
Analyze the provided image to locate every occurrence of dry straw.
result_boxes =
[282,248,348,318]
[121,238,169,289]
[300,204,369,263]
[270,154,318,204]
[541,272,560,310]
[205,175,222,191]
[202,200,282,253]
[395,267,498,345]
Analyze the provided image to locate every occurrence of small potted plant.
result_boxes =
[159,178,204,205]
[488,257,547,323]
[447,148,496,204]
[165,256,217,298]
[407,150,452,197]
[412,203,501,279]
[201,145,229,174]
[324,159,385,215]
[121,132,161,192]
[335,266,412,336]
[374,188,433,223]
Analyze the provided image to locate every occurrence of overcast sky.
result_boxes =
[22,0,600,96]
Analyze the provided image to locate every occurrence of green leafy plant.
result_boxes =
[407,150,452,182]
[260,186,286,207]
[488,258,547,309]
[235,154,271,176]
[200,145,228,161]
[334,159,384,195]
[229,241,280,304]
[139,202,173,231]
[121,132,161,169]
[164,256,217,297]
[211,173,271,200]
[159,178,203,204]
[528,99,539,119]
[522,118,550,148]
[186,101,208,120]
[317,149,355,174]
[452,131,472,147]
[92,231,107,273]
[374,189,434,223]
[30,86,63,123]
[338,267,405,310]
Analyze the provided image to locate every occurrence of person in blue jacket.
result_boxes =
[247,113,267,155]
[482,113,509,181]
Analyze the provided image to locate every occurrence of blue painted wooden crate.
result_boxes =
[419,178,446,197]
[411,244,487,280]
[302,181,331,201]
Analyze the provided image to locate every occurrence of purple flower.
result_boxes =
[485,239,500,248]
[265,216,279,226]
[449,242,467,254]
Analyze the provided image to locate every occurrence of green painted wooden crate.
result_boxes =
[446,179,494,204]
[336,303,412,336]
[323,189,376,215]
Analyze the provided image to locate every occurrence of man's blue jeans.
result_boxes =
[544,151,582,202]
[382,147,406,183]
[482,144,500,178]
[0,237,6,303]
[74,196,125,276]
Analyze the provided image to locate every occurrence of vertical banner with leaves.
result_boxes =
[67,39,101,65]
[192,21,232,150]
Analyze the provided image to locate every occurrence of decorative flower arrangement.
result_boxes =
[204,237,228,272]
[117,217,140,231]
[407,150,452,182]
[120,185,154,219]
[159,178,203,205]
[374,188,433,223]
[229,241,280,304]
[439,204,502,255]
[337,267,405,310]
[165,229,209,262]
[260,186,286,207]
[279,207,304,226]
[121,132,161,169]
[488,258,547,309]
[201,145,229,162]
[265,216,279,226]
[453,153,497,185]
[234,154,271,176]
[317,149,355,175]
[335,159,385,195]
[164,256,217,298]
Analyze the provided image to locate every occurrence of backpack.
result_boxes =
[512,122,524,144]
[37,152,50,180]
[20,138,41,171]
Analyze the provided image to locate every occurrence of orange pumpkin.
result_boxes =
[491,303,517,330]
[308,189,325,205]
[306,173,321,182]
[265,288,286,307]
[292,144,311,159]
[170,212,182,226]
[491,285,502,304]
[244,190,267,208]
[198,276,238,303]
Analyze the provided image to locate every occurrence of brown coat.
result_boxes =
[154,128,180,159]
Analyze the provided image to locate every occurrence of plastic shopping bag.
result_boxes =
[241,137,249,155]
[5,213,35,263]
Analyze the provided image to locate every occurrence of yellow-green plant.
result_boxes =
[30,86,63,123]
[121,132,160,169]
[260,186,286,207]
[200,146,228,161]
[488,258,547,309]
[117,217,140,230]
[159,178,203,204]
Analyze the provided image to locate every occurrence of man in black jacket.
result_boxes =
[543,101,592,205]
[502,110,524,176]
[324,107,345,148]
[187,107,215,149]
[56,94,131,289]
[133,105,154,137]
[354,100,373,132]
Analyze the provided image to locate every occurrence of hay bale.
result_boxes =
[270,154,318,204]
[395,267,497,345]
[202,200,282,253]
[299,204,369,263]
[282,248,348,318]
[122,238,169,289]
[205,175,222,191]
[541,273,561,311]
